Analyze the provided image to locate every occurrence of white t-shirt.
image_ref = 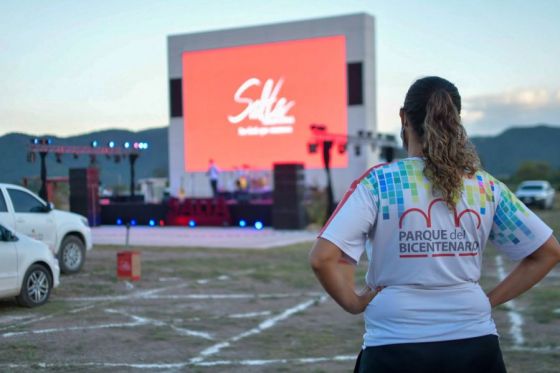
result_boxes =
[320,158,552,347]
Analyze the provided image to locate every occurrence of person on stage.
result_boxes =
[309,76,560,372]
[207,159,220,198]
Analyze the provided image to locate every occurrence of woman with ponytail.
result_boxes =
[310,76,560,372]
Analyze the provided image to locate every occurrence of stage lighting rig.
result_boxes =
[28,137,149,201]
[308,124,399,219]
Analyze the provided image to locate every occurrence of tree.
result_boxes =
[513,161,553,182]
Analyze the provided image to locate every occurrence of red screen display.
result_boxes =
[182,35,348,171]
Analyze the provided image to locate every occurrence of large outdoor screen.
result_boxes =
[182,35,348,172]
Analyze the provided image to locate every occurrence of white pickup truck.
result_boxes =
[0,183,92,274]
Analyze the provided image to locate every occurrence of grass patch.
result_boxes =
[526,287,560,323]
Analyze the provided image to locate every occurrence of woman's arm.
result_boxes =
[309,238,378,314]
[488,235,560,307]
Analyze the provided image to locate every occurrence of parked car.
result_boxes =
[0,183,92,274]
[515,180,555,209]
[0,224,60,307]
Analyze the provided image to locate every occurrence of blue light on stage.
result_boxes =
[149,219,156,227]
[239,219,247,227]
[130,219,137,226]
[124,142,130,149]
[108,141,115,148]
[116,218,123,225]
[188,220,196,227]
[254,221,264,230]
[91,140,99,148]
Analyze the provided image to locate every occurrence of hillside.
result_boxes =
[0,124,559,188]
[471,124,560,177]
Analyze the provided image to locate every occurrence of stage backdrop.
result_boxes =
[181,35,348,172]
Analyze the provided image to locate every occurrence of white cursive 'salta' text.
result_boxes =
[228,78,295,126]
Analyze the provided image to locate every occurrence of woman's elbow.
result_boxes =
[309,239,338,272]
[309,246,324,272]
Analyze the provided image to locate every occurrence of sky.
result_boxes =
[1,0,559,138]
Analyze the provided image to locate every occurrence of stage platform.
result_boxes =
[91,226,318,249]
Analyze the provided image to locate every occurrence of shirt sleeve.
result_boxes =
[489,181,553,261]
[319,179,379,263]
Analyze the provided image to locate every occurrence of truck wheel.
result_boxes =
[16,264,52,307]
[59,236,85,274]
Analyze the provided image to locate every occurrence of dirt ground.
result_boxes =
[0,208,559,372]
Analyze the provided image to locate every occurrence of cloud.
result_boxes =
[462,88,560,136]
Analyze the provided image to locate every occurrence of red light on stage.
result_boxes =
[182,35,348,172]
[159,220,165,226]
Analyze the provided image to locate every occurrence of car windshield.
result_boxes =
[520,185,544,191]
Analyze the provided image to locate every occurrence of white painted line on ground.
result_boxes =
[2,308,214,341]
[504,346,560,353]
[0,354,354,370]
[158,277,182,282]
[0,314,38,324]
[170,325,213,340]
[495,255,525,346]
[190,295,327,363]
[229,311,272,319]
[106,308,214,340]
[217,275,230,281]
[2,321,142,338]
[0,314,54,332]
[69,304,96,314]
[64,291,323,302]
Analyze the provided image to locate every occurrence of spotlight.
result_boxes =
[338,143,347,154]
[254,221,264,230]
[149,219,156,227]
[91,140,99,148]
[116,218,123,225]
[130,219,137,226]
[159,220,165,226]
[31,138,40,145]
[308,143,318,154]
[124,142,130,149]
[188,219,196,227]
[108,141,116,148]
[239,219,247,227]
[354,145,361,156]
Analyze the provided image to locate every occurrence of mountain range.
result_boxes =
[0,124,558,187]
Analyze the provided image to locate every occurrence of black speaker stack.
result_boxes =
[272,163,306,230]
[69,168,100,226]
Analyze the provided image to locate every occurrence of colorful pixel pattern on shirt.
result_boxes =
[360,160,536,246]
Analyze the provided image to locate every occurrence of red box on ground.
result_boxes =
[117,251,141,281]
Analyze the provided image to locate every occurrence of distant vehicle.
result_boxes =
[515,180,555,209]
[0,183,92,274]
[0,224,60,307]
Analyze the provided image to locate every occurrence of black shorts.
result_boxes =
[355,334,506,373]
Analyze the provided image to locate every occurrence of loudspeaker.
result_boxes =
[272,163,306,229]
[69,168,100,226]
